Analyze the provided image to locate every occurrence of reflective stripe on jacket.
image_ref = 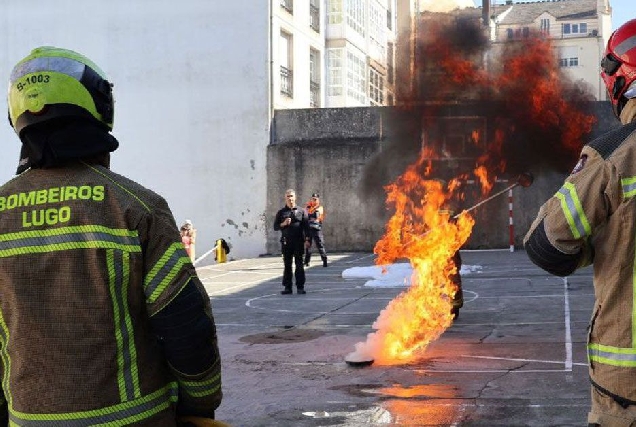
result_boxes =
[524,121,636,400]
[0,161,220,425]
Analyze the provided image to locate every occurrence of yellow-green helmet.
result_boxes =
[8,46,114,135]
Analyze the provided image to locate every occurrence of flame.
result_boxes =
[352,17,598,366]
[350,148,476,365]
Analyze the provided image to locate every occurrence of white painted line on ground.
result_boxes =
[463,355,586,366]
[564,276,573,371]
[412,368,583,373]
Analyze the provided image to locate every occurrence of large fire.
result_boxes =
[351,16,596,366]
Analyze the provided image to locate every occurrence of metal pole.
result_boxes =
[453,181,520,219]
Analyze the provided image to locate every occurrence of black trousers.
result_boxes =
[304,228,326,264]
[450,250,463,308]
[282,241,305,288]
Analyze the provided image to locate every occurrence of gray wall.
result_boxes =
[266,103,620,254]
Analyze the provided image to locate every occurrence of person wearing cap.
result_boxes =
[305,192,328,267]
[0,46,222,424]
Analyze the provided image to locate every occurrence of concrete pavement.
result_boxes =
[197,250,594,426]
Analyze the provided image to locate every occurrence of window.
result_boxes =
[310,48,320,107]
[310,0,320,32]
[564,22,588,35]
[328,0,343,24]
[559,46,579,68]
[507,28,513,39]
[368,0,386,61]
[327,48,343,96]
[387,0,393,30]
[369,67,384,106]
[280,32,293,97]
[346,0,365,37]
[387,42,394,84]
[281,0,293,14]
[540,18,550,34]
[346,50,366,104]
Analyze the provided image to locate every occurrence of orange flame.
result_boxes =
[352,18,598,366]
[350,148,475,365]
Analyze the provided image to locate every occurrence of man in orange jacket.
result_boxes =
[305,193,328,267]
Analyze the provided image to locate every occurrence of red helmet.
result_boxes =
[601,19,636,118]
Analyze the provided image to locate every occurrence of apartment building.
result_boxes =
[394,0,613,102]
[490,0,612,101]
[272,0,398,109]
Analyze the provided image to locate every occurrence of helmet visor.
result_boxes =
[601,53,622,76]
[10,56,85,84]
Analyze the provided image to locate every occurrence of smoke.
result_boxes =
[361,15,596,201]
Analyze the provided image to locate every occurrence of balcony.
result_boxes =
[310,4,320,32]
[310,81,320,107]
[280,66,293,97]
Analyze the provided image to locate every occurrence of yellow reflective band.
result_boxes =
[9,382,178,426]
[622,176,636,199]
[0,225,140,258]
[144,243,192,304]
[588,343,636,367]
[107,250,141,402]
[0,311,12,407]
[556,182,591,239]
[180,371,222,398]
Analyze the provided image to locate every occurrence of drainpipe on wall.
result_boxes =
[482,0,490,28]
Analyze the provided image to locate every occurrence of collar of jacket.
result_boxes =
[620,98,636,125]
[16,118,119,174]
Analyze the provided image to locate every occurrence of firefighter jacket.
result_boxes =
[274,205,309,245]
[306,203,324,231]
[0,160,222,426]
[524,113,636,403]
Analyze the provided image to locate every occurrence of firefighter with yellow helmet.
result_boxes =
[0,47,222,425]
[524,19,636,425]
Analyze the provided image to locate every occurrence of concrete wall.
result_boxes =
[0,1,271,263]
[267,102,620,254]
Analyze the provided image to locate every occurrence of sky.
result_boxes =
[608,0,634,30]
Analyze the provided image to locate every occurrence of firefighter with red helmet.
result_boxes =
[524,19,636,424]
[0,47,222,425]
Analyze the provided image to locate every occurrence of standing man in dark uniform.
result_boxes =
[304,192,328,267]
[274,189,310,294]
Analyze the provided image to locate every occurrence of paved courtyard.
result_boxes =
[197,250,594,426]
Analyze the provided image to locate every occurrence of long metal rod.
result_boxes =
[453,182,519,219]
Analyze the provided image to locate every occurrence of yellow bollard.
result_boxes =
[215,239,227,263]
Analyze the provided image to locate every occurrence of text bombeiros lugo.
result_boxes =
[0,185,105,228]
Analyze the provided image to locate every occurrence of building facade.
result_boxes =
[272,0,398,110]
[490,0,612,101]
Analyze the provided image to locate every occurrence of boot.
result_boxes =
[322,256,328,267]
[281,287,292,295]
[297,287,306,295]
